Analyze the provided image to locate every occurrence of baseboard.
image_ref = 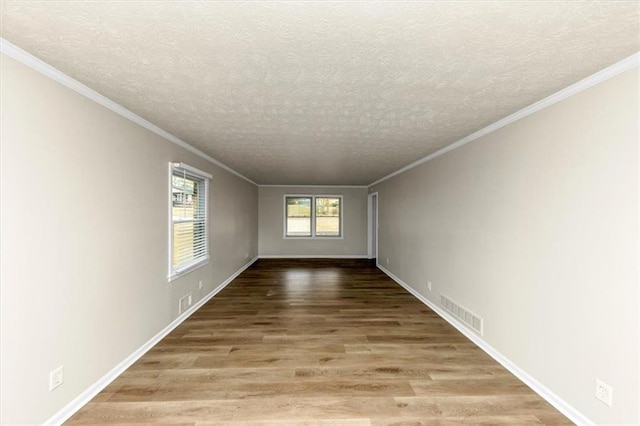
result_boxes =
[377,263,593,426]
[44,256,259,426]
[259,254,369,259]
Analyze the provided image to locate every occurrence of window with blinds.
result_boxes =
[169,163,210,280]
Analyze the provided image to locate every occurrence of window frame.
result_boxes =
[168,162,211,281]
[283,194,343,239]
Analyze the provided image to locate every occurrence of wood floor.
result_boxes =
[67,259,570,425]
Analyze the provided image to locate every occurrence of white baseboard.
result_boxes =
[377,263,593,426]
[44,256,258,426]
[259,254,369,259]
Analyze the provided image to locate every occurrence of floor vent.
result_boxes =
[440,293,483,336]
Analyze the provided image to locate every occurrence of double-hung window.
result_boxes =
[285,195,342,238]
[169,162,211,280]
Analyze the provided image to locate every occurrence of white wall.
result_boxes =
[0,54,258,424]
[370,68,639,424]
[259,186,368,257]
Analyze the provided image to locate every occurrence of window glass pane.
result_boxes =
[171,165,208,276]
[286,197,311,236]
[172,175,198,220]
[316,197,340,236]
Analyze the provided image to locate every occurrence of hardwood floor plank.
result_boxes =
[66,259,569,424]
[157,367,298,383]
[196,421,371,426]
[409,378,532,397]
[69,397,402,423]
[107,380,416,402]
[369,415,544,425]
[393,395,571,422]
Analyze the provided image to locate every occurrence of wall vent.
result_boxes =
[440,293,483,335]
[178,292,192,315]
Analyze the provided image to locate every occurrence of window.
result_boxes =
[169,162,211,280]
[285,195,342,238]
[286,196,312,237]
[315,197,341,236]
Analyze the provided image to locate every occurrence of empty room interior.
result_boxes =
[1,2,639,425]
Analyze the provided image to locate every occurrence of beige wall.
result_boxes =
[1,48,637,425]
[0,54,258,424]
[370,68,639,424]
[259,186,368,257]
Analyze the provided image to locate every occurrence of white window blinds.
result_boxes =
[169,163,210,280]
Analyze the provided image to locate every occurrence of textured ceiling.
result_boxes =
[1,2,639,185]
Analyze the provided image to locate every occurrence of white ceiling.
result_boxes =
[1,2,639,185]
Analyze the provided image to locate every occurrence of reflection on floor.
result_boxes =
[68,259,570,425]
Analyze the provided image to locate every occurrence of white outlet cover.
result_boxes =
[595,379,613,406]
[427,281,432,291]
[49,366,64,391]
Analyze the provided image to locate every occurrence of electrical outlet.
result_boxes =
[386,257,389,265]
[427,280,432,291]
[198,280,203,290]
[595,379,613,406]
[49,366,64,391]
[188,294,192,306]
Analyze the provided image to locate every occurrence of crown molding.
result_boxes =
[0,38,257,186]
[3,36,636,190]
[259,184,368,188]
[369,52,640,187]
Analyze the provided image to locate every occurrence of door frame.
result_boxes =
[367,192,378,260]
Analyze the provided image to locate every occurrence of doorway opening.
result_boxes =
[367,192,378,262]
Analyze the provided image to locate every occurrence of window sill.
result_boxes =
[168,257,210,282]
